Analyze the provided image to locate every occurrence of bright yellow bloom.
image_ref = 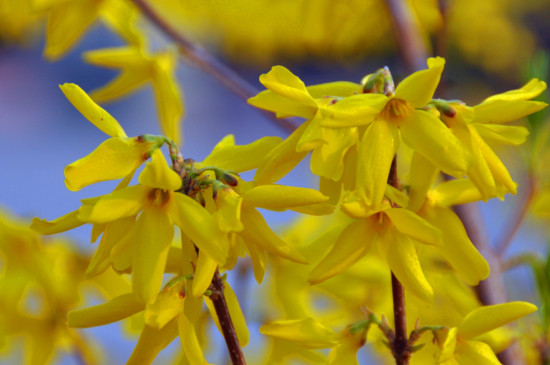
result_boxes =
[37,0,141,60]
[68,275,247,365]
[434,302,537,364]
[59,83,166,191]
[439,79,547,200]
[309,198,442,302]
[84,45,184,145]
[249,59,472,210]
[185,135,335,293]
[248,65,363,184]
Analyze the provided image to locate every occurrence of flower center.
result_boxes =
[380,99,412,126]
[148,188,171,206]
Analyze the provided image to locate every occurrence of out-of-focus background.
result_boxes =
[1,0,550,364]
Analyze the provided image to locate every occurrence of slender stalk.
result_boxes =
[209,269,247,365]
[495,174,537,257]
[131,0,297,133]
[168,144,246,365]
[384,0,428,72]
[388,157,410,365]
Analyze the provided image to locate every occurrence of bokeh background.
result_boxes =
[1,0,550,363]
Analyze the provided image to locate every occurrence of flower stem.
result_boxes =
[209,269,247,365]
[384,0,428,72]
[130,0,297,133]
[388,156,410,365]
[495,173,537,257]
[391,273,410,365]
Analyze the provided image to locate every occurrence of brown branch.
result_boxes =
[130,0,297,134]
[384,0,429,73]
[388,157,410,365]
[209,269,247,365]
[495,174,537,257]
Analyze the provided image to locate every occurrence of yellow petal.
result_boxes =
[482,79,547,102]
[191,253,217,298]
[533,191,550,217]
[198,135,282,172]
[86,216,135,277]
[310,126,357,181]
[242,184,329,211]
[308,220,374,285]
[385,208,442,245]
[383,230,433,301]
[246,240,267,284]
[64,137,150,191]
[437,327,458,363]
[474,124,529,146]
[31,210,84,235]
[178,314,208,365]
[240,207,308,264]
[260,318,339,349]
[455,340,501,365]
[254,120,310,184]
[44,2,100,60]
[248,66,317,118]
[320,93,388,127]
[473,100,547,124]
[400,110,471,178]
[145,280,185,329]
[68,293,144,328]
[260,66,317,106]
[59,83,127,138]
[214,188,244,233]
[151,51,184,145]
[356,120,399,209]
[421,206,489,285]
[138,149,182,190]
[169,193,229,265]
[85,185,148,223]
[394,57,445,108]
[457,302,537,340]
[126,320,178,365]
[132,208,174,303]
[407,152,438,212]
[307,81,361,98]
[429,179,484,207]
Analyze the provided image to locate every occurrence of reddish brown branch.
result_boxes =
[209,269,247,365]
[131,0,297,133]
[384,0,429,72]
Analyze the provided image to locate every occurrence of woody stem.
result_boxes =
[209,269,247,365]
[388,157,410,365]
[130,0,297,133]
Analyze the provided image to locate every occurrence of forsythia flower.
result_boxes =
[85,44,185,145]
[434,302,537,364]
[438,79,547,200]
[37,0,141,60]
[249,58,472,210]
[67,275,248,365]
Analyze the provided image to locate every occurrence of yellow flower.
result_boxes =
[309,198,442,302]
[249,59,472,211]
[434,302,537,364]
[248,65,363,183]
[439,79,547,200]
[182,135,335,294]
[38,0,141,60]
[85,45,184,145]
[68,275,247,365]
[59,83,166,191]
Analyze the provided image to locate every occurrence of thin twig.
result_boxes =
[495,173,538,257]
[388,157,410,365]
[384,0,429,72]
[209,269,247,365]
[131,0,297,133]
